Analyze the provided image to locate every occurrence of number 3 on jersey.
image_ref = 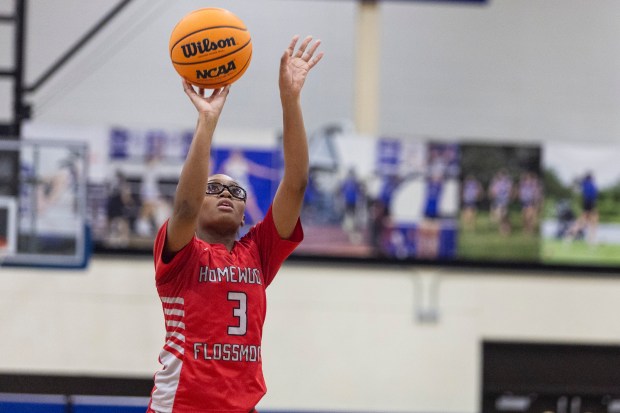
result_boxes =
[227,292,247,336]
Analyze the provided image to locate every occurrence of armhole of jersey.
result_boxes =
[156,227,197,285]
[247,206,303,287]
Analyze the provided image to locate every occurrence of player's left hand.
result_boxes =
[279,35,324,100]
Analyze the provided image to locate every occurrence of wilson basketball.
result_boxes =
[169,8,252,89]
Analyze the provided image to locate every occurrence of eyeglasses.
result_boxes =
[205,182,247,200]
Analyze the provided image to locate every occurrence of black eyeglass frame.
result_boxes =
[205,182,247,201]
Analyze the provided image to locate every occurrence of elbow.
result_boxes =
[173,198,199,221]
[297,179,308,196]
[280,163,309,197]
[283,174,308,197]
[294,172,309,194]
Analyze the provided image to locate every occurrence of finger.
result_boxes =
[304,39,321,60]
[198,87,205,98]
[182,79,197,96]
[210,85,231,97]
[210,86,228,98]
[308,51,325,69]
[281,48,290,65]
[287,35,300,56]
[295,35,312,57]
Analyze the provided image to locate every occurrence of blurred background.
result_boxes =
[2,0,620,412]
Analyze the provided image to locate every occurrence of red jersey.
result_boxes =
[148,207,303,413]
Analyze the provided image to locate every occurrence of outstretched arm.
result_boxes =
[165,81,231,255]
[272,35,324,238]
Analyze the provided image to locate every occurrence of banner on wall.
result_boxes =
[88,124,620,271]
[541,142,620,267]
[457,143,543,263]
[92,127,280,250]
[297,130,460,261]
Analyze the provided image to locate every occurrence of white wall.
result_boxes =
[380,0,620,142]
[8,0,620,142]
[2,0,620,412]
[17,0,357,131]
[2,259,620,412]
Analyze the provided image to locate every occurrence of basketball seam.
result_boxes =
[169,26,249,55]
[171,39,252,66]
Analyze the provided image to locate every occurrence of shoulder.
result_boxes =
[155,222,204,284]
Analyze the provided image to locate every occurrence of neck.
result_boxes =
[197,228,237,252]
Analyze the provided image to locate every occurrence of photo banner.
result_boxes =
[90,124,620,272]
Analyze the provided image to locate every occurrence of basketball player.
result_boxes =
[146,35,323,413]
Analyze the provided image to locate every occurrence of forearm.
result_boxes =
[174,113,218,217]
[271,35,322,237]
[280,96,309,192]
[270,96,309,238]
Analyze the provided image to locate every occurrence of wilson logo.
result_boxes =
[196,61,237,79]
[181,37,237,58]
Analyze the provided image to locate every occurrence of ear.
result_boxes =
[241,215,246,226]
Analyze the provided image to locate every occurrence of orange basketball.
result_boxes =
[169,8,252,89]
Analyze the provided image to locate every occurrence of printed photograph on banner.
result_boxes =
[542,142,620,267]
[96,126,281,250]
[295,124,378,258]
[211,147,281,234]
[98,127,184,249]
[457,143,542,263]
[295,124,460,261]
[108,127,192,163]
[375,140,460,261]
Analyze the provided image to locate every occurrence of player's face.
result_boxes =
[200,174,246,232]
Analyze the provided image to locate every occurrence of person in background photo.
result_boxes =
[340,167,364,243]
[216,148,280,226]
[488,169,514,236]
[569,171,599,244]
[37,149,81,216]
[518,171,543,235]
[136,148,165,237]
[106,169,137,247]
[461,174,483,231]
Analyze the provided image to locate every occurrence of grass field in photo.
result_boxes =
[542,239,620,266]
[457,212,540,262]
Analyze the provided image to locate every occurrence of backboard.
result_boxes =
[0,138,90,268]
